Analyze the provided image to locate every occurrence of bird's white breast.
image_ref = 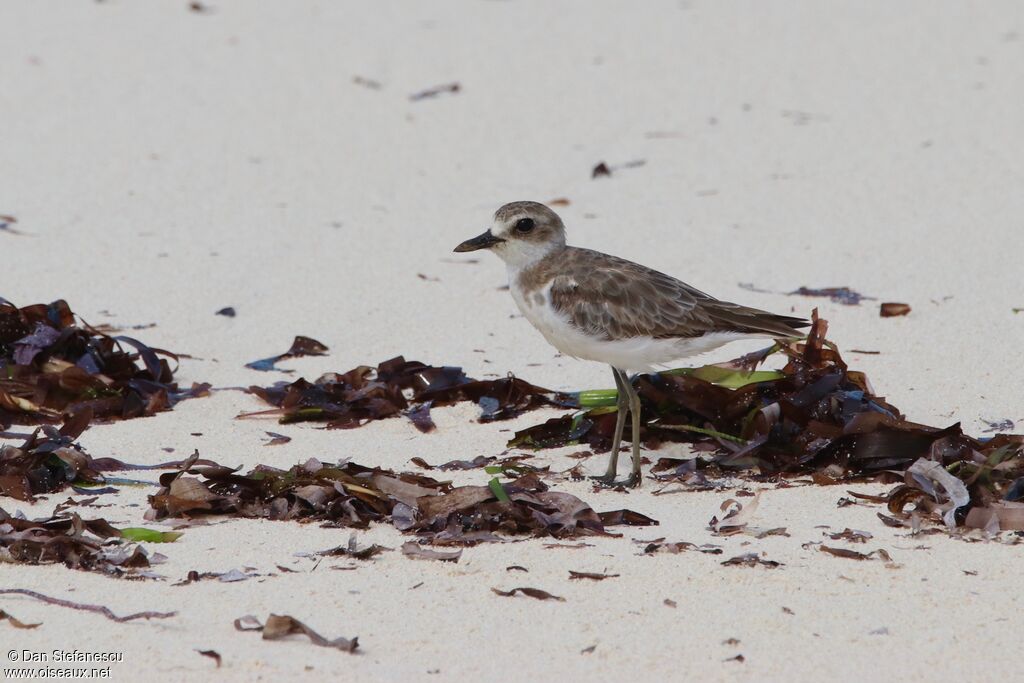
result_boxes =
[508,269,747,372]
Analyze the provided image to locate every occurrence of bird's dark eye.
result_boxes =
[515,217,535,233]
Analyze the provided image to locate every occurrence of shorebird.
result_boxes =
[454,201,807,487]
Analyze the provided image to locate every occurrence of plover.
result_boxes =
[455,201,807,487]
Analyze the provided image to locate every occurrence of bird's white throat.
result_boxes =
[493,238,563,269]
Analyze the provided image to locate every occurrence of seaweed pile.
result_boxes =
[146,453,656,543]
[0,507,163,576]
[511,313,1024,529]
[0,413,216,501]
[0,298,208,428]
[245,355,571,431]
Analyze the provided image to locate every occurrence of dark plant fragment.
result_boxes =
[245,336,329,372]
[818,545,892,561]
[491,587,565,601]
[826,528,872,543]
[234,614,358,653]
[568,570,618,581]
[0,609,40,629]
[0,589,175,622]
[880,302,911,317]
[0,419,217,501]
[0,298,208,428]
[721,553,782,568]
[790,286,874,305]
[196,650,221,667]
[401,541,462,562]
[409,82,460,101]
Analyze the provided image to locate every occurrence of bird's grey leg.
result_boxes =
[592,367,633,486]
[622,372,643,488]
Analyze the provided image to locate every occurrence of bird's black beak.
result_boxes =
[453,230,505,252]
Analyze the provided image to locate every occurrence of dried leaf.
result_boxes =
[568,570,619,581]
[235,614,358,653]
[0,609,40,629]
[880,302,911,317]
[491,587,565,601]
[196,650,221,667]
[710,492,761,534]
[721,553,781,568]
[401,542,462,562]
[819,545,893,561]
[245,336,329,372]
[825,528,873,543]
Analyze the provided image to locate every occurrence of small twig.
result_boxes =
[0,589,176,623]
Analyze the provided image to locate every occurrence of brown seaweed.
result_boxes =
[0,507,164,577]
[146,454,657,544]
[509,311,1024,532]
[0,298,208,428]
[244,355,571,430]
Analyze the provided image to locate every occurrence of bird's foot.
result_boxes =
[589,472,641,489]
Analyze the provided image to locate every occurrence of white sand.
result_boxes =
[2,1,1023,680]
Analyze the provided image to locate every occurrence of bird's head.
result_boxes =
[453,201,567,267]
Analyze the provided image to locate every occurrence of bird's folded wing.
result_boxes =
[548,251,806,340]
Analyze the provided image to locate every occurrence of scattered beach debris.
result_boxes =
[0,419,216,501]
[196,650,221,667]
[409,82,460,101]
[0,298,209,428]
[245,335,329,372]
[721,553,781,568]
[0,588,176,622]
[825,528,872,543]
[790,286,873,305]
[234,614,358,653]
[709,493,761,535]
[818,545,892,561]
[591,159,646,178]
[491,587,565,601]
[146,453,657,544]
[982,418,1015,433]
[641,540,722,555]
[568,570,618,581]
[215,307,236,317]
[0,609,40,629]
[411,455,495,470]
[173,568,260,585]
[0,215,25,235]
[244,355,571,430]
[263,431,291,446]
[352,75,382,90]
[401,541,462,562]
[317,535,389,561]
[879,302,911,317]
[739,283,875,305]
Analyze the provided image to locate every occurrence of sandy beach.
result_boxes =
[2,1,1023,681]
